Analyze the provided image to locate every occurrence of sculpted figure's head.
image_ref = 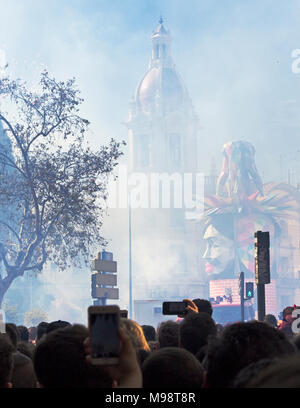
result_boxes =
[202,213,278,278]
[191,140,298,280]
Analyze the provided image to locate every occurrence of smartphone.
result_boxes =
[162,301,187,315]
[88,305,120,365]
[120,309,128,318]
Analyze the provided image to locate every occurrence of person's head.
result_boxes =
[17,326,29,342]
[46,320,71,334]
[192,299,213,316]
[34,324,113,388]
[264,314,278,328]
[179,312,217,355]
[157,320,179,348]
[121,318,150,351]
[246,355,300,388]
[11,352,36,388]
[28,327,37,343]
[233,358,277,388]
[0,334,14,388]
[204,320,296,388]
[142,347,203,388]
[141,325,156,342]
[37,322,49,341]
[282,306,299,323]
[17,341,35,360]
[5,323,19,351]
[148,340,159,352]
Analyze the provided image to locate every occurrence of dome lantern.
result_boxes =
[132,18,190,115]
[150,17,173,70]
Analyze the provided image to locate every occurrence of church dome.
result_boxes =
[134,18,188,114]
[135,65,186,114]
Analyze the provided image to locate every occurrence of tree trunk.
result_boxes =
[0,271,19,310]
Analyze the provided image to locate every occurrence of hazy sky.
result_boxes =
[2,0,300,317]
[1,0,300,181]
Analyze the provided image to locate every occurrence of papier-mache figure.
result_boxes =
[189,141,298,279]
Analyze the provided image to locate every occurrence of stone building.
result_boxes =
[126,18,206,306]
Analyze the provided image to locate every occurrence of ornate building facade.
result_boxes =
[126,19,206,302]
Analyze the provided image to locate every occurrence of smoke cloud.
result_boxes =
[1,0,300,322]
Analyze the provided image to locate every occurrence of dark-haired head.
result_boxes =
[46,320,71,335]
[157,320,179,348]
[142,347,203,388]
[192,299,213,316]
[204,320,296,388]
[179,312,217,355]
[34,324,113,388]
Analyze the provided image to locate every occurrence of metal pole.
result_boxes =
[30,274,33,311]
[257,283,266,321]
[129,199,133,319]
[239,272,245,322]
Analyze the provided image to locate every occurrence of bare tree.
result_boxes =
[0,70,123,306]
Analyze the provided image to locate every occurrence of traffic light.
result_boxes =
[238,272,244,297]
[254,231,270,284]
[245,282,254,299]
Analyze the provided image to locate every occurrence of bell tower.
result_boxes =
[127,18,198,175]
[126,19,204,304]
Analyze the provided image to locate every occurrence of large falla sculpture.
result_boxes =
[191,141,299,280]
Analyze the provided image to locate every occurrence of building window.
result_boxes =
[155,45,159,59]
[162,44,166,58]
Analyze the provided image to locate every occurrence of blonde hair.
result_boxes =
[121,318,150,351]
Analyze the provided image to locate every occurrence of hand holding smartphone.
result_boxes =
[162,299,199,317]
[88,305,120,365]
[162,301,187,315]
[85,305,143,387]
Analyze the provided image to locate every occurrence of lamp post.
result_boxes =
[128,194,133,319]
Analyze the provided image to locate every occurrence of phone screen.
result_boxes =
[163,301,186,315]
[90,312,120,359]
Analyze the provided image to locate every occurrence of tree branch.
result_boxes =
[0,244,14,276]
[23,245,47,272]
[0,151,25,176]
[0,221,22,245]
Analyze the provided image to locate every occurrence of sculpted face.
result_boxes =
[202,214,276,277]
[202,225,235,276]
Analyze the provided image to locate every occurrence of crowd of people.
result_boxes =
[0,299,300,388]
